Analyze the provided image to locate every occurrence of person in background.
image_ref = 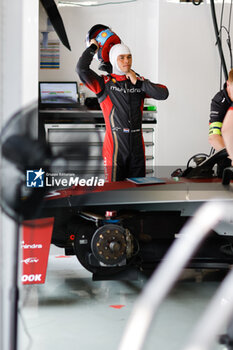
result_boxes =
[208,69,233,175]
[222,107,233,165]
[76,40,169,182]
[208,68,233,151]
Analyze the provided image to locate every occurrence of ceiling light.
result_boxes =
[58,1,97,6]
[58,0,136,7]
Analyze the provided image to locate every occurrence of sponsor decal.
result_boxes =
[22,274,42,282]
[104,76,111,83]
[22,257,39,264]
[110,86,141,93]
[22,217,54,285]
[21,241,43,249]
[112,126,121,132]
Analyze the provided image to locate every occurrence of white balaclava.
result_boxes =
[109,43,131,75]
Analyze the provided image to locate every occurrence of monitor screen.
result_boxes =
[39,82,78,107]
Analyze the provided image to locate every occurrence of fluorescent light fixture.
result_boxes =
[58,1,98,6]
[167,0,233,2]
[58,0,136,7]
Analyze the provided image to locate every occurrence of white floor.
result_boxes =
[18,247,227,350]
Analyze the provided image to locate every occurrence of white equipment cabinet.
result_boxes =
[40,109,157,176]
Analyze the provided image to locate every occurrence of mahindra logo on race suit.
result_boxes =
[110,85,141,94]
[22,257,39,265]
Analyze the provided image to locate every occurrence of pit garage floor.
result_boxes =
[18,246,228,350]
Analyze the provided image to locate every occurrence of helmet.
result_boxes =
[86,24,121,64]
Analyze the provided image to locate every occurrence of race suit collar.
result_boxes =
[110,74,127,81]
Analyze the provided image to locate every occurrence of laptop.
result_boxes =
[39,81,79,110]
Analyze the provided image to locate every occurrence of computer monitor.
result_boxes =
[39,81,79,109]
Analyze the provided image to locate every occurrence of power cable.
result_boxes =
[228,0,233,68]
[219,25,233,69]
[210,0,228,81]
[219,0,225,88]
[228,0,233,34]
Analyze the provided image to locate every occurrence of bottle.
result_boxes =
[79,83,85,106]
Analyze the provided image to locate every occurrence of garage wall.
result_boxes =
[157,1,232,167]
[39,0,159,94]
[39,0,233,168]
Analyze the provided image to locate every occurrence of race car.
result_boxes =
[35,175,233,281]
